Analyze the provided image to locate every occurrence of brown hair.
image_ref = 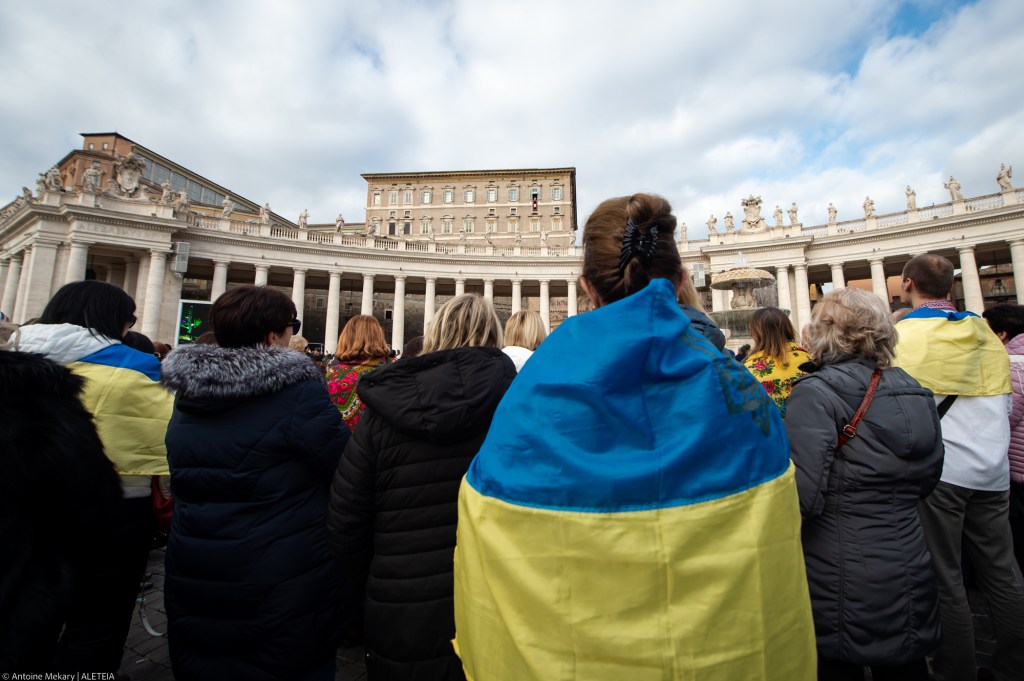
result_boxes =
[504,311,548,350]
[422,294,502,354]
[749,307,798,367]
[581,193,681,306]
[211,285,295,348]
[335,315,389,361]
[902,254,954,300]
[806,288,897,368]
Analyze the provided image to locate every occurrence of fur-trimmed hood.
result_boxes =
[162,344,324,411]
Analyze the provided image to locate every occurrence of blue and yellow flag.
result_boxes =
[894,307,1010,396]
[454,279,816,680]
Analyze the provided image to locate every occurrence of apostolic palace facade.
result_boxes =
[1,132,1022,352]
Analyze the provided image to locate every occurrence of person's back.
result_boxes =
[893,253,1024,681]
[328,295,516,681]
[452,194,816,680]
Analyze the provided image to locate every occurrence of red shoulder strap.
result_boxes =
[836,369,882,451]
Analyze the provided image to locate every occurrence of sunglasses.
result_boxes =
[289,319,302,335]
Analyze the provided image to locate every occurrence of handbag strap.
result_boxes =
[836,368,882,451]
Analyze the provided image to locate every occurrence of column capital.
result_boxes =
[363,273,375,281]
[254,263,270,272]
[482,277,494,283]
[292,267,308,274]
[393,274,407,282]
[776,263,791,272]
[868,257,885,265]
[212,258,231,266]
[328,268,343,277]
[1008,239,1024,248]
[829,263,844,270]
[149,248,170,258]
[956,244,976,254]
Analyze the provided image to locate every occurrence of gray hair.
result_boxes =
[806,287,897,368]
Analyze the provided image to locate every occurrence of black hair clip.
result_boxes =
[618,219,659,273]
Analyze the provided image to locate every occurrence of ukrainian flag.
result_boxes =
[453,279,816,681]
[894,308,1010,396]
[72,344,173,475]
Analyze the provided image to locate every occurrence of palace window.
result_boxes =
[464,188,475,203]
[404,210,411,217]
[403,221,411,235]
[508,217,519,232]
[421,190,432,204]
[552,186,562,201]
[443,188,454,204]
[510,207,517,216]
[554,206,560,215]
[389,190,398,205]
[420,217,431,234]
[372,191,381,206]
[486,218,497,233]
[530,217,540,232]
[487,187,497,202]
[552,216,562,231]
[442,216,453,233]
[508,187,519,202]
[404,190,413,205]
[463,216,475,233]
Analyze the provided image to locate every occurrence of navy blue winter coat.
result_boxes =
[161,344,350,681]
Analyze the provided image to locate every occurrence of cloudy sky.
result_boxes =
[0,0,1020,238]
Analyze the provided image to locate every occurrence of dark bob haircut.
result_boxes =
[983,304,1024,341]
[211,285,295,348]
[38,280,137,341]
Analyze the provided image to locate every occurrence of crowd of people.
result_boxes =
[2,192,1024,681]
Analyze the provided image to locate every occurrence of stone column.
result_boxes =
[0,254,20,315]
[106,263,126,289]
[21,240,60,320]
[13,247,33,322]
[211,260,230,301]
[291,268,307,322]
[776,265,792,318]
[958,246,984,314]
[124,258,140,299]
[455,277,466,297]
[1009,240,1024,305]
[254,264,269,286]
[325,270,342,353]
[64,240,90,285]
[134,256,151,312]
[392,275,406,351]
[511,279,522,313]
[869,258,888,304]
[0,259,9,305]
[830,263,846,290]
[424,277,437,326]
[141,249,169,339]
[361,274,374,315]
[539,279,551,332]
[793,263,812,331]
[711,286,726,313]
[483,278,494,302]
[567,279,578,317]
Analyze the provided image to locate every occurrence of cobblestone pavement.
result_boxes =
[117,548,367,680]
[120,548,999,680]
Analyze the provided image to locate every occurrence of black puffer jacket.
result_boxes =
[327,346,516,681]
[161,345,350,681]
[785,356,943,665]
[0,351,121,671]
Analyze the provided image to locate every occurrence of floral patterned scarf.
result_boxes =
[743,342,811,417]
[324,355,392,431]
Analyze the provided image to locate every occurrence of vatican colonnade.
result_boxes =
[1,133,1022,352]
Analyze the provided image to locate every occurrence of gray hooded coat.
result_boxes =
[785,356,943,665]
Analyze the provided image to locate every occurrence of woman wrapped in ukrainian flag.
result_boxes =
[453,193,816,680]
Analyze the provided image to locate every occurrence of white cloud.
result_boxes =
[0,0,1019,238]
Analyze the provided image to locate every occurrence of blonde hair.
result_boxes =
[423,294,502,354]
[335,315,390,361]
[504,311,547,351]
[288,334,309,352]
[806,288,897,368]
[676,266,702,308]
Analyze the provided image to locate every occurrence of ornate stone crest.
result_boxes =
[114,153,147,197]
[741,195,767,232]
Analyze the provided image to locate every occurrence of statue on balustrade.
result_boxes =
[569,229,577,246]
[863,196,875,218]
[944,176,963,202]
[998,164,1014,192]
[260,203,272,225]
[905,185,917,211]
[298,209,309,229]
[724,212,734,232]
[44,166,63,192]
[81,162,103,193]
[773,205,784,228]
[706,214,718,236]
[827,203,837,223]
[678,223,687,241]
[335,214,346,232]
[173,191,191,218]
[788,202,799,226]
[740,195,767,232]
[515,231,522,246]
[36,173,47,195]
[428,223,435,241]
[160,182,175,204]
[365,221,377,237]
[221,197,234,217]
[541,230,549,245]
